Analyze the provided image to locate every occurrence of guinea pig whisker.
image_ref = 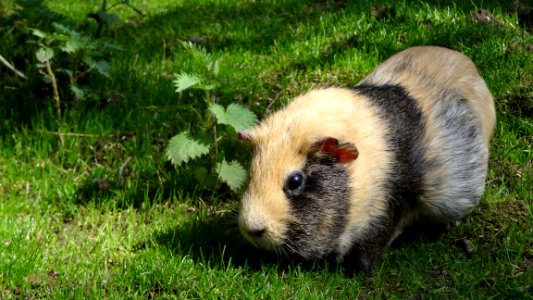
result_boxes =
[282,240,304,257]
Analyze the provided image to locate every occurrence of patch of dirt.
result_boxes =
[372,4,396,20]
[25,270,58,289]
[525,253,533,271]
[466,201,531,254]
[426,265,453,293]
[472,9,501,25]
[501,87,533,117]
[312,0,346,13]
[454,238,474,256]
[407,293,422,300]
[507,43,533,53]
[487,159,530,191]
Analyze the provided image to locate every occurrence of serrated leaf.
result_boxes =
[225,103,258,131]
[36,47,54,62]
[165,132,210,166]
[217,159,247,192]
[52,22,74,35]
[97,11,120,25]
[70,84,86,100]
[82,56,111,78]
[173,73,202,93]
[209,103,225,121]
[62,39,82,53]
[209,57,222,76]
[181,41,212,62]
[209,103,258,132]
[32,29,48,38]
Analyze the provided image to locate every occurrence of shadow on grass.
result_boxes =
[74,169,201,209]
[143,205,459,275]
[142,208,337,274]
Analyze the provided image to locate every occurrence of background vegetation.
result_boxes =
[1,0,531,298]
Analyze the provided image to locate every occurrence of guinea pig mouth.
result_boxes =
[239,226,289,256]
[241,229,280,250]
[249,237,285,255]
[241,232,314,259]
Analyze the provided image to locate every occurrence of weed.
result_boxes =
[166,42,257,192]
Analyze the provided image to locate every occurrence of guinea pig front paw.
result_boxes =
[338,248,377,276]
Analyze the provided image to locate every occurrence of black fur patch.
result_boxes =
[284,153,351,259]
[353,84,426,222]
[339,84,427,271]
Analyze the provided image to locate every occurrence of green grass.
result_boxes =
[1,0,532,298]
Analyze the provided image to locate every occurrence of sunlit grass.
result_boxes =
[1,0,532,298]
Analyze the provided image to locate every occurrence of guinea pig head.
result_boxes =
[238,128,358,260]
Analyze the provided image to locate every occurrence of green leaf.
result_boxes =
[32,29,49,38]
[173,73,202,93]
[217,159,247,192]
[51,23,82,43]
[70,85,86,100]
[82,57,111,78]
[209,103,226,121]
[97,11,120,25]
[36,47,54,62]
[62,39,83,53]
[165,132,210,166]
[52,23,76,35]
[209,57,222,76]
[181,41,212,63]
[209,103,258,132]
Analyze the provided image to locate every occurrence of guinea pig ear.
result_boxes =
[311,137,359,164]
[238,131,254,145]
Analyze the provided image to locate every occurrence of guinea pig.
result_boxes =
[237,46,496,272]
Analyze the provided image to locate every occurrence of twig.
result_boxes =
[44,60,61,123]
[35,130,100,137]
[44,59,64,145]
[118,156,132,183]
[0,53,26,79]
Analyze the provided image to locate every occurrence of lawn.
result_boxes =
[1,0,532,298]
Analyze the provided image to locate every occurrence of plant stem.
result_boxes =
[95,0,107,38]
[45,60,61,123]
[45,59,64,145]
[207,90,219,163]
[35,130,100,137]
[212,116,219,162]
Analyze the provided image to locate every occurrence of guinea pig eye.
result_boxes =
[284,171,306,197]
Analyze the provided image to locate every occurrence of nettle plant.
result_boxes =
[33,22,115,121]
[165,42,258,193]
[28,0,143,124]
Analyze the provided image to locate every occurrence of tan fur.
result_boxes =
[361,46,496,145]
[239,88,392,251]
[361,46,495,228]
